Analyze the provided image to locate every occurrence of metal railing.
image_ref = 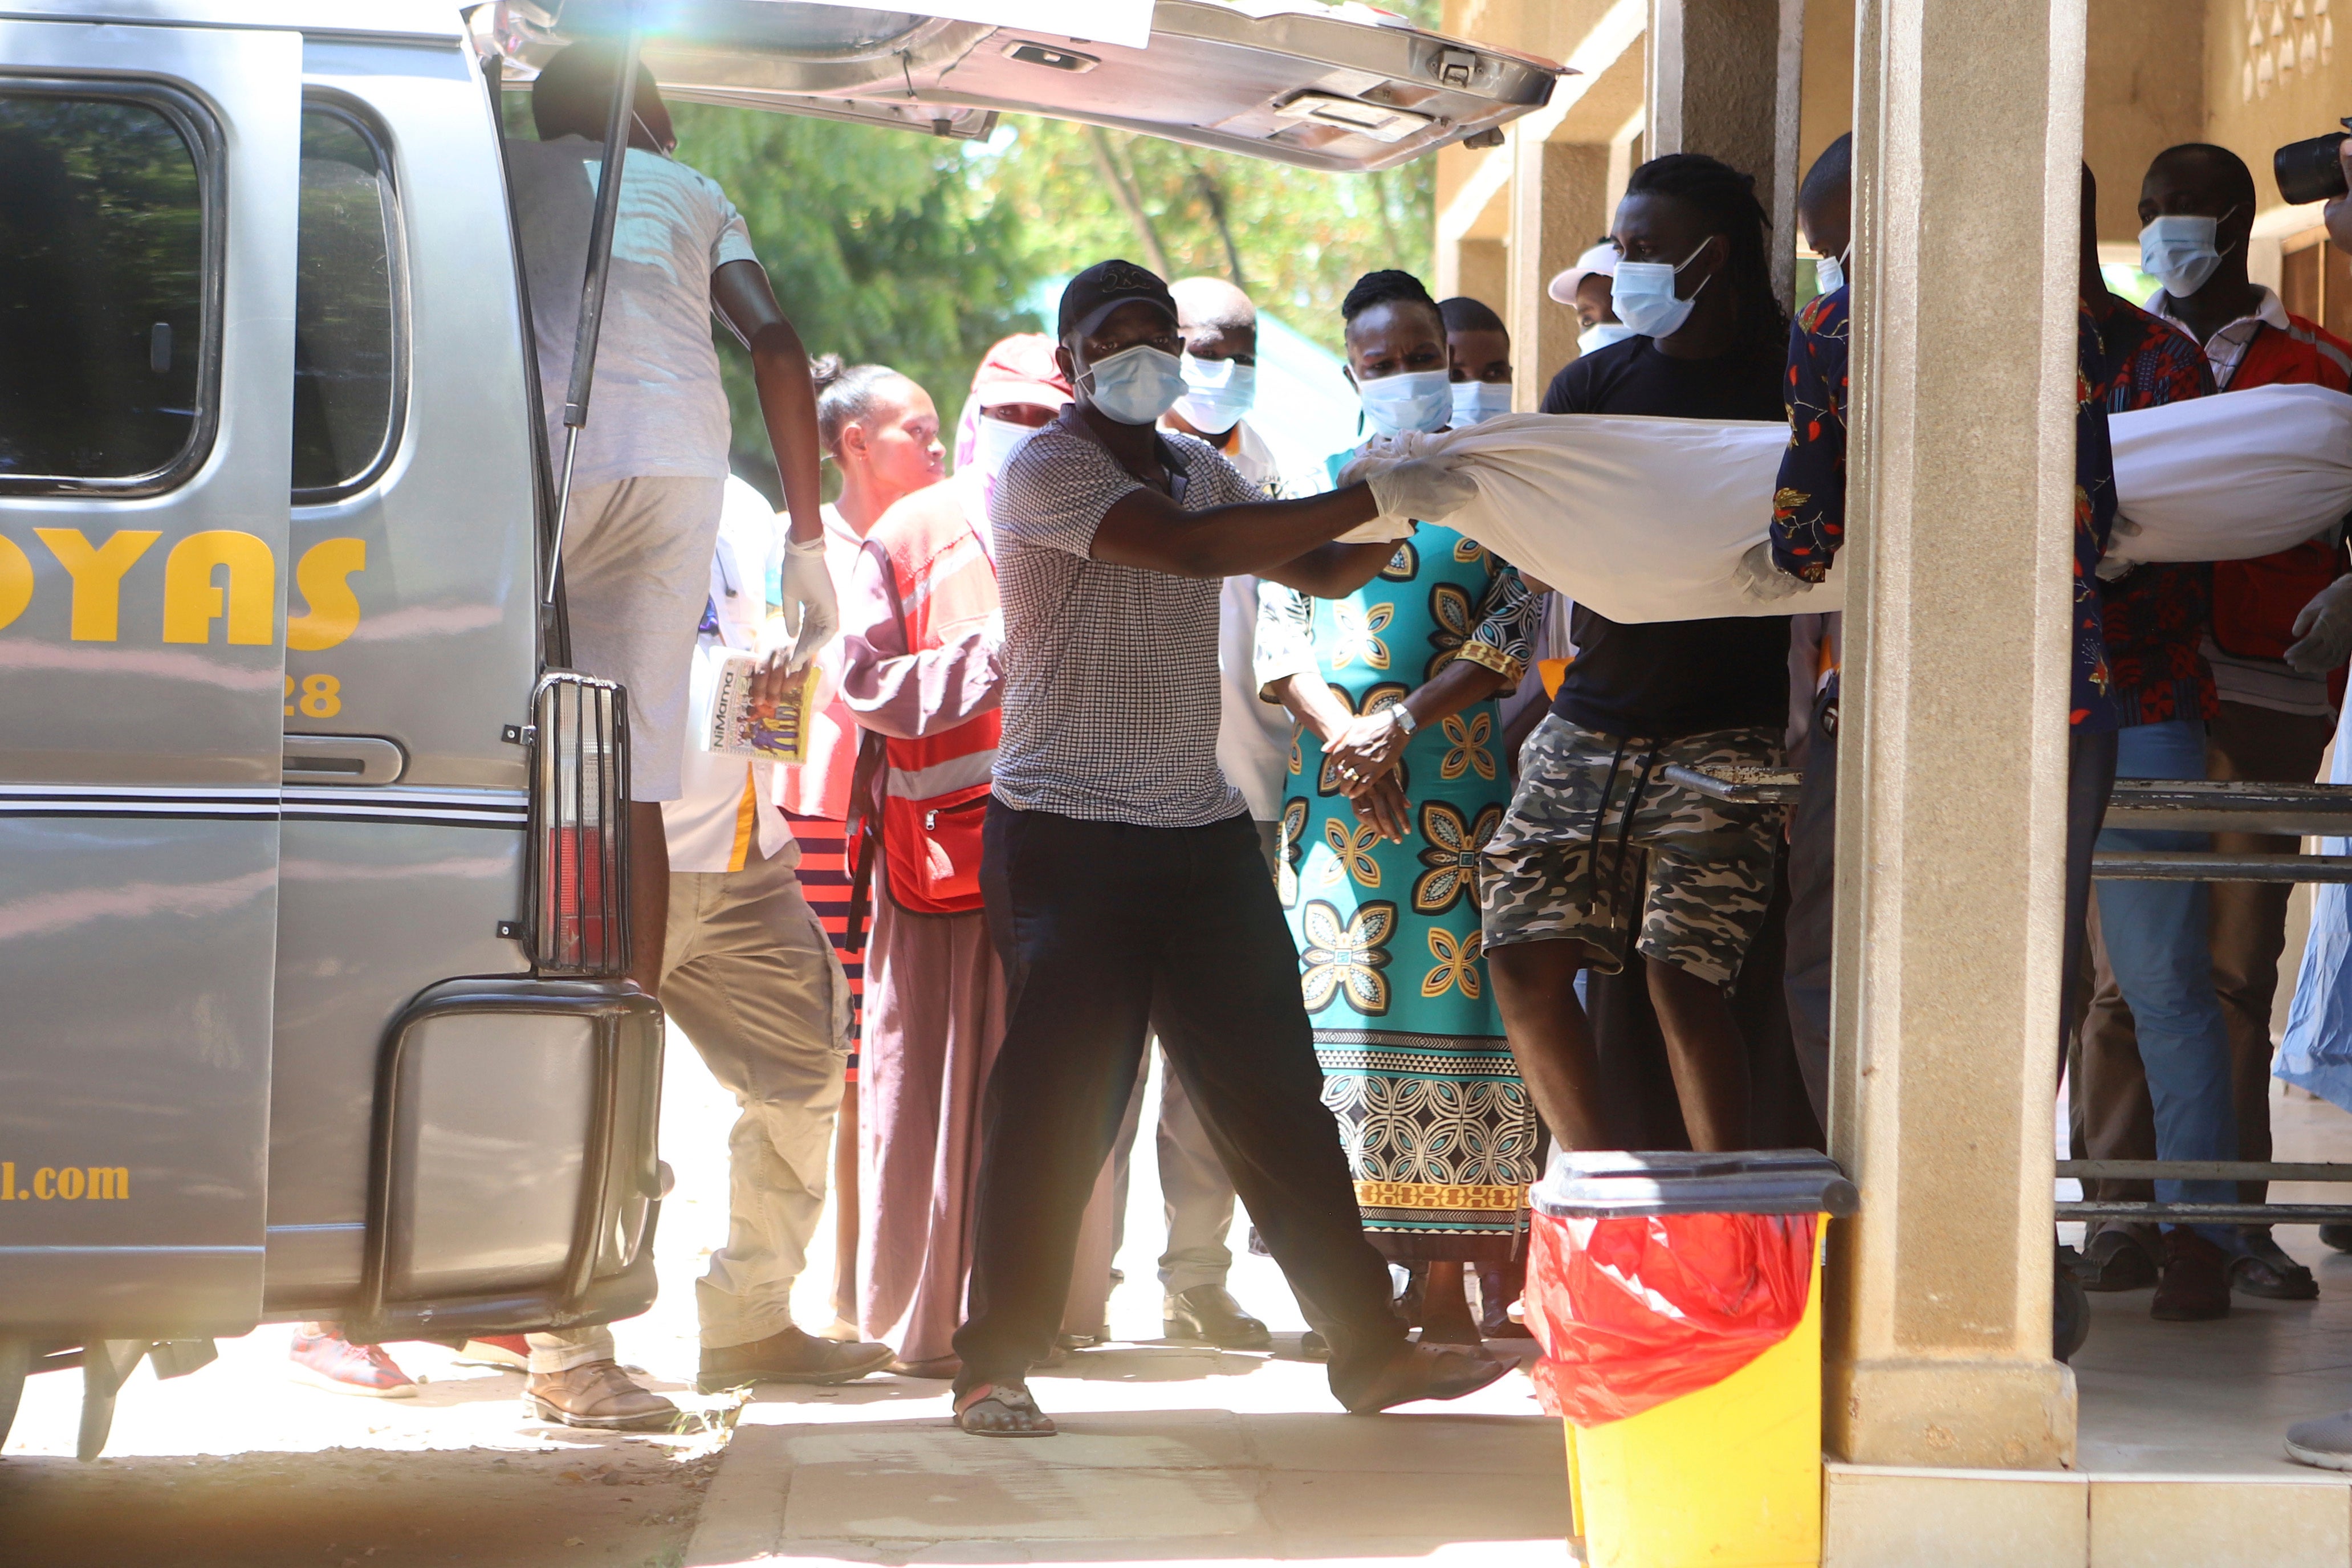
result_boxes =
[1664,761,2352,1222]
[1662,765,2352,882]
[2057,1160,2352,1227]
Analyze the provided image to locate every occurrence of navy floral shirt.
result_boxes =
[2089,300,2217,727]
[1771,288,2122,732]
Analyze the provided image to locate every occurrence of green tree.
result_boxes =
[975,117,1433,357]
[657,64,1441,478]
[669,104,1048,481]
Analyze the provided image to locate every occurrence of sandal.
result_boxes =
[953,1381,1057,1437]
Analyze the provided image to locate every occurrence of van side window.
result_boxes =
[0,91,208,492]
[293,107,401,500]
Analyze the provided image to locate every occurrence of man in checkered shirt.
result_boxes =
[946,260,1502,1437]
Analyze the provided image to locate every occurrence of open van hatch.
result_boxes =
[474,0,1564,170]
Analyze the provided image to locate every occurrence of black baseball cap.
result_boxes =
[1057,259,1179,341]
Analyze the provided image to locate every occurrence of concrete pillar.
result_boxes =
[1505,138,1606,414]
[1647,0,1808,304]
[1456,238,1508,321]
[1822,0,2088,1471]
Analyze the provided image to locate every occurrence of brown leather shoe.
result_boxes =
[695,1325,894,1392]
[525,1359,679,1429]
[1339,1341,1510,1415]
[2152,1228,2232,1322]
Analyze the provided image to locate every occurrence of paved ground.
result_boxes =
[0,1035,1572,1567]
[686,1353,1568,1568]
[0,1021,764,1567]
[26,1009,2352,1562]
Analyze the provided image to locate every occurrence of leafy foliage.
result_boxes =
[974,117,1433,356]
[649,30,1442,478]
[670,103,1040,474]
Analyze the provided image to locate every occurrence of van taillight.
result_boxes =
[528,672,630,976]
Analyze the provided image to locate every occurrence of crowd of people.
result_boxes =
[281,40,2352,1464]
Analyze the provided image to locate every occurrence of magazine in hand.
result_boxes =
[697,651,820,765]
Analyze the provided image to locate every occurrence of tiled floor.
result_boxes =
[684,1024,2352,1561]
[2072,1085,2352,1475]
[683,1346,1574,1566]
[683,1049,1575,1567]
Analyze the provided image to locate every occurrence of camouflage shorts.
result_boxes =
[1479,716,1783,987]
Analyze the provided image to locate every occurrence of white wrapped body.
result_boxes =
[1338,387,2352,625]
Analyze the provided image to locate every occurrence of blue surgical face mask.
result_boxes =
[1578,321,1637,356]
[1081,343,1187,426]
[970,414,1034,482]
[1357,368,1454,437]
[1610,239,1714,340]
[1814,249,1847,298]
[2140,213,2236,299]
[1172,353,1255,435]
[1450,380,1512,426]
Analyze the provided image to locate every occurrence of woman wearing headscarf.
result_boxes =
[1256,270,1543,1344]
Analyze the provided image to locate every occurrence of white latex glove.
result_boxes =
[1363,455,1479,524]
[1336,515,1418,545]
[2097,511,2146,581]
[776,535,839,674]
[1332,435,1409,490]
[2285,574,2352,674]
[1732,540,1806,602]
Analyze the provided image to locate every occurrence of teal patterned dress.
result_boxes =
[1268,522,1543,1262]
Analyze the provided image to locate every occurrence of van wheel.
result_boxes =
[0,1338,26,1451]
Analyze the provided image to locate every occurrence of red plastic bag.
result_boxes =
[1524,1209,1816,1426]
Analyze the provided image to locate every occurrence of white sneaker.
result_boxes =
[2288,1411,2352,1471]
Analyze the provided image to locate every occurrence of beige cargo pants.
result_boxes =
[530,839,849,1371]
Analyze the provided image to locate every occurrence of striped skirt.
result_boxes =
[786,812,866,1077]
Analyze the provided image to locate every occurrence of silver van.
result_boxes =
[0,0,1555,1456]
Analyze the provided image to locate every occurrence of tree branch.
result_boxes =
[1189,160,1248,292]
[1087,125,1171,277]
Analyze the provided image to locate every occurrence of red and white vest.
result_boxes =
[864,481,1000,914]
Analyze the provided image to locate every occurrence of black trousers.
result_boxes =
[952,803,1407,1399]
[1783,671,2118,1130]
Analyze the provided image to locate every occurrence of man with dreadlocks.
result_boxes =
[1481,153,1794,1156]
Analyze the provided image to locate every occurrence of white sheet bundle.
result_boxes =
[1345,384,2352,625]
[2107,382,2352,566]
[1344,413,1815,624]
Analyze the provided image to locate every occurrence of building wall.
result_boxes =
[1798,0,1855,184]
[2205,0,2351,208]
[1431,0,2345,388]
[2085,0,2208,239]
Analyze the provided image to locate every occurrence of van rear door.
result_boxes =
[480,0,1560,172]
[0,18,300,1336]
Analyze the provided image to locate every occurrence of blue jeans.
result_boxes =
[2094,719,2237,1240]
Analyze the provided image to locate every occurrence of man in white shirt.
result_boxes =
[527,479,896,1428]
[505,43,838,1008]
[505,47,844,1428]
[950,260,1496,1436]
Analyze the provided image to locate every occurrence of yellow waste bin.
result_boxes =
[1528,1150,1857,1568]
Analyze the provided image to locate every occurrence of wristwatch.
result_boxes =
[1389,705,1419,739]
